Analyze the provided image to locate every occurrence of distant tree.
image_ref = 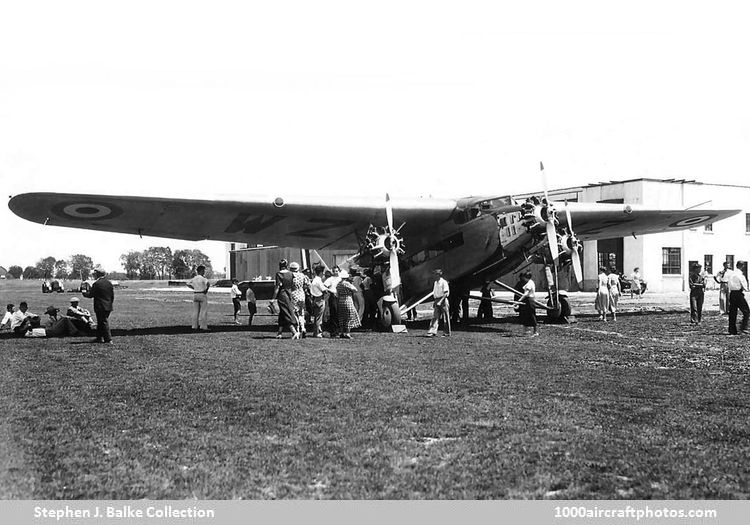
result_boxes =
[23,266,42,280]
[172,249,213,279]
[145,246,173,280]
[69,254,94,281]
[7,265,23,279]
[120,251,142,279]
[35,256,57,278]
[54,259,69,279]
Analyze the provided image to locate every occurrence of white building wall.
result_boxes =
[562,179,750,292]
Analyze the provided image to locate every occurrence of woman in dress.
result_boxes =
[595,266,611,321]
[289,262,310,337]
[271,259,299,339]
[607,266,621,321]
[336,270,361,339]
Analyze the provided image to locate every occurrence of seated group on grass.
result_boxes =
[0,298,95,338]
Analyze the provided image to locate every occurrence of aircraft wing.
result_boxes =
[555,201,740,240]
[7,192,458,250]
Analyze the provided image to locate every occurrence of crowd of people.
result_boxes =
[4,259,747,341]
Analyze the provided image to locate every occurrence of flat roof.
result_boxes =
[546,177,750,193]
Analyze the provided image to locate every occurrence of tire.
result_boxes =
[547,295,571,322]
[378,300,402,330]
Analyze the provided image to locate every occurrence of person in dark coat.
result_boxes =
[83,266,114,344]
[688,263,706,323]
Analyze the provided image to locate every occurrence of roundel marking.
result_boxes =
[668,214,716,228]
[52,201,124,221]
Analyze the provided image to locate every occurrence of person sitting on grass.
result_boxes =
[10,302,41,337]
[1,303,14,331]
[66,296,95,332]
[43,306,80,337]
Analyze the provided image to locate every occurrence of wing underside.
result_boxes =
[8,192,458,250]
[553,201,740,240]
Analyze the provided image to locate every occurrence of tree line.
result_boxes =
[5,254,99,281]
[119,248,214,279]
[3,248,213,281]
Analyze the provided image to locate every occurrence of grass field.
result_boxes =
[0,280,748,499]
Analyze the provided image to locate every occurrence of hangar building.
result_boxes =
[539,178,750,292]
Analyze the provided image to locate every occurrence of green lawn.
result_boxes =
[0,280,748,499]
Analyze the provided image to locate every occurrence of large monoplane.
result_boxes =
[9,171,739,327]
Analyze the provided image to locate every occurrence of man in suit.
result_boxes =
[83,266,114,344]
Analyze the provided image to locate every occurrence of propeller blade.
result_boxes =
[385,192,394,231]
[389,248,401,289]
[564,203,583,284]
[540,161,550,204]
[546,220,559,261]
[571,248,583,284]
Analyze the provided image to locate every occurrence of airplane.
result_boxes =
[8,169,740,329]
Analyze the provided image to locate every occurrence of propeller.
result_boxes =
[385,193,401,289]
[540,162,559,261]
[564,204,583,285]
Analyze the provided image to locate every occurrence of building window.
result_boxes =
[662,247,681,275]
[704,223,713,232]
[598,252,617,271]
[704,254,713,274]
[726,254,734,269]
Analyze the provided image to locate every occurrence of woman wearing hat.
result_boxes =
[336,270,361,339]
[271,259,300,339]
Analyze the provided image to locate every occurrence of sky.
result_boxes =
[2,1,749,274]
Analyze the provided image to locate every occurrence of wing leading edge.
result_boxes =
[8,192,459,250]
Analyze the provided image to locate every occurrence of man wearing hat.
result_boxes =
[688,263,706,323]
[66,297,95,332]
[82,266,115,343]
[43,306,80,337]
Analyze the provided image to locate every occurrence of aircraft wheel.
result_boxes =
[378,300,402,331]
[547,295,571,322]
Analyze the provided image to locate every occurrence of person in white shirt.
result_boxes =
[230,279,242,324]
[517,271,539,337]
[66,297,95,332]
[309,265,328,337]
[714,262,731,315]
[427,269,451,337]
[1,303,14,331]
[186,265,211,331]
[727,261,749,335]
[10,302,40,336]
